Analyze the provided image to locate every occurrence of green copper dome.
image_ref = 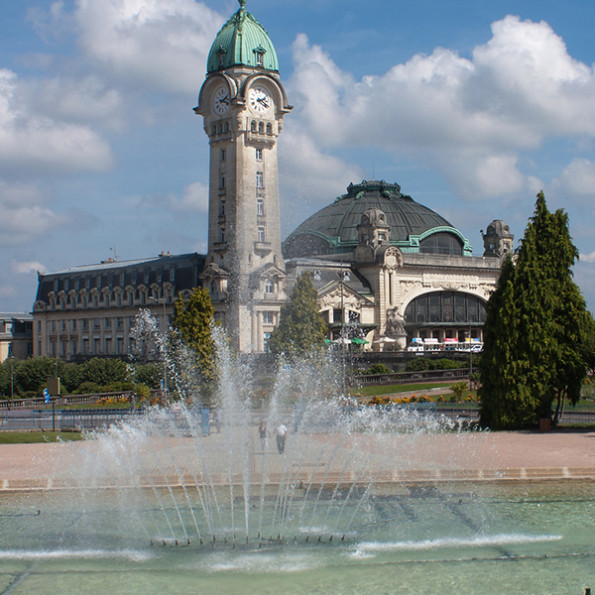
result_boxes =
[207,0,279,73]
[283,180,472,258]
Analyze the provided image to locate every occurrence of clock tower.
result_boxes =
[195,0,292,352]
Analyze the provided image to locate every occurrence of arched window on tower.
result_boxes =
[251,121,257,132]
[266,123,272,134]
[258,122,264,133]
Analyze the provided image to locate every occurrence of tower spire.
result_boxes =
[239,0,247,8]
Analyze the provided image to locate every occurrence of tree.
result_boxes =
[172,287,216,379]
[268,272,327,355]
[480,192,592,429]
[0,361,11,398]
[14,357,62,396]
[80,358,128,387]
[479,256,531,428]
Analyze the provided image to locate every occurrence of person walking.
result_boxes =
[274,422,287,454]
[258,420,267,451]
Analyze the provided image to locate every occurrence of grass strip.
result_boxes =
[0,431,83,444]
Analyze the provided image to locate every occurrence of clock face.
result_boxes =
[248,86,271,113]
[213,86,230,115]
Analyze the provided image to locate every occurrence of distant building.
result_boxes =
[31,1,512,358]
[283,180,508,348]
[0,313,33,362]
[32,253,203,360]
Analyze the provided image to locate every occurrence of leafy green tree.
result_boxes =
[172,287,216,379]
[133,362,163,389]
[61,362,84,393]
[268,272,327,355]
[0,361,11,397]
[365,363,393,375]
[80,358,128,387]
[480,192,591,429]
[14,357,62,396]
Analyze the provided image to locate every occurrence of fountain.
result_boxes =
[0,319,593,593]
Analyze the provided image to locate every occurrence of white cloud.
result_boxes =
[12,261,47,275]
[279,128,365,229]
[552,158,595,196]
[287,16,595,201]
[580,251,595,264]
[70,0,224,95]
[169,182,209,213]
[21,75,124,130]
[0,69,114,177]
[0,181,68,244]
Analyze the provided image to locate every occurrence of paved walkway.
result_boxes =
[1,430,594,491]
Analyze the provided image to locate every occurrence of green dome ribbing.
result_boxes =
[207,2,279,73]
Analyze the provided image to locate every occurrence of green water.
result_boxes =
[0,481,593,594]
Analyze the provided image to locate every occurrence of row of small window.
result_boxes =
[212,119,274,136]
[46,337,133,357]
[220,148,263,163]
[216,47,266,67]
[51,270,175,293]
[211,120,230,136]
[219,169,264,191]
[218,197,266,218]
[45,317,139,333]
[218,226,268,244]
[47,290,171,310]
[250,121,273,135]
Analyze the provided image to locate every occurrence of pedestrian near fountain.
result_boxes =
[258,421,268,451]
[274,422,287,454]
[213,408,222,433]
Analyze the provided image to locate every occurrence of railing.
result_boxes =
[354,368,470,386]
[0,391,134,411]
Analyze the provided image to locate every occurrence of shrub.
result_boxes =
[449,381,469,402]
[432,358,464,370]
[76,381,102,394]
[405,357,432,372]
[365,363,393,375]
[134,384,151,400]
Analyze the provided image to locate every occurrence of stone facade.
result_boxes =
[32,253,203,360]
[0,313,33,362]
[193,4,292,353]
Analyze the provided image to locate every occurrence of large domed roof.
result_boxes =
[283,180,471,258]
[207,0,279,73]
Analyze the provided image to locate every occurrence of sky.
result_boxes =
[1,0,595,313]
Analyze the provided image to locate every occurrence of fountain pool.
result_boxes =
[1,481,593,594]
[0,330,593,594]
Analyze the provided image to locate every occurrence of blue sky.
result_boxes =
[1,0,595,313]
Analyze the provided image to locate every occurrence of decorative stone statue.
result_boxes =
[386,308,406,336]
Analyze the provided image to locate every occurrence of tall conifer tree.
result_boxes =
[268,272,327,355]
[172,287,216,380]
[480,192,592,428]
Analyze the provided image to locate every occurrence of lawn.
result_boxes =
[352,382,457,398]
[0,431,83,444]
